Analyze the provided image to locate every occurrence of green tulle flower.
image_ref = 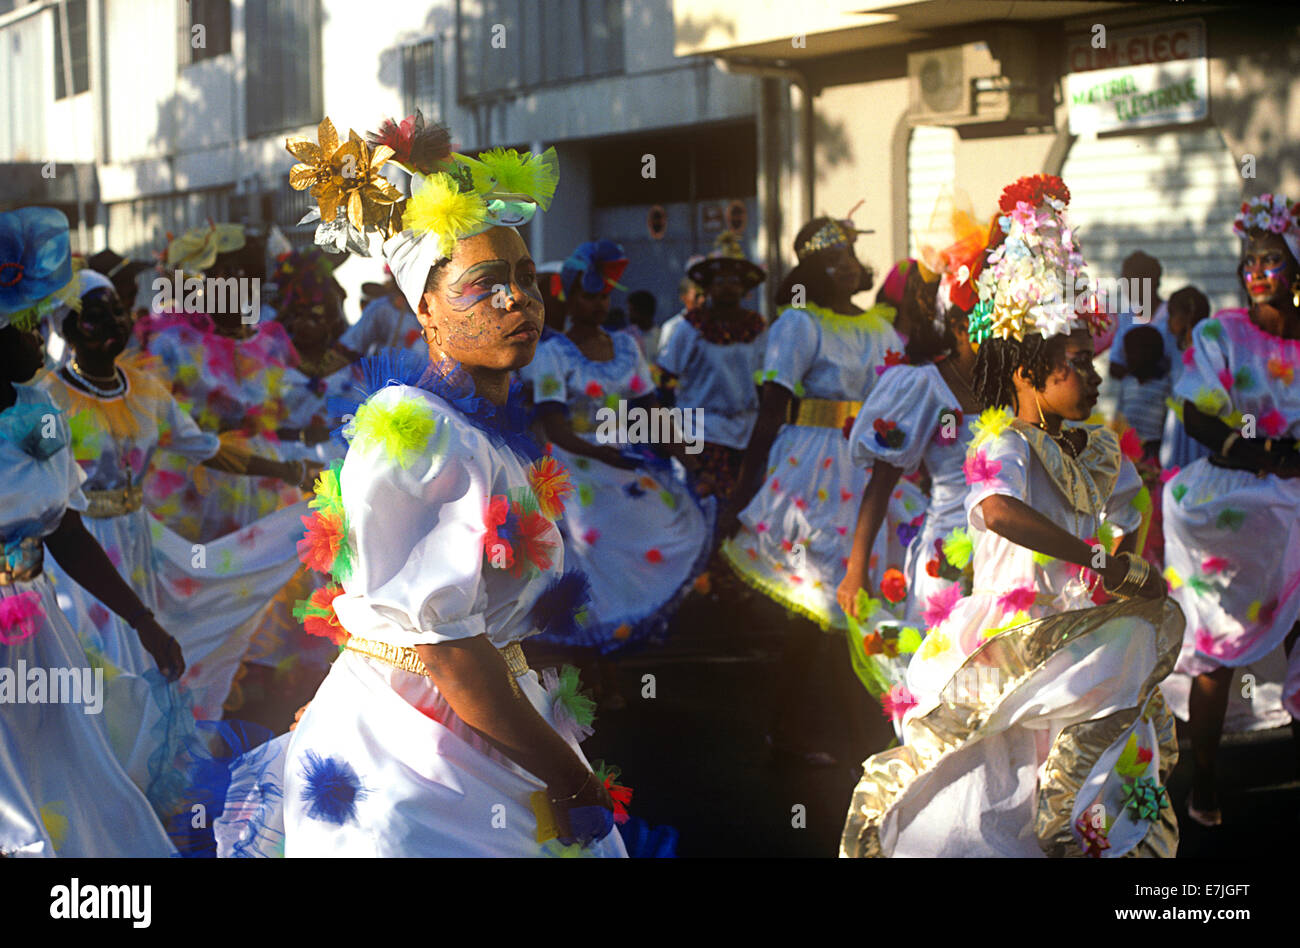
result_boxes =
[309,459,346,520]
[943,528,973,570]
[1132,485,1152,514]
[896,627,923,653]
[1215,508,1245,531]
[551,665,596,730]
[1171,483,1188,503]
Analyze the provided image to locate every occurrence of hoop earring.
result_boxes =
[423,324,441,347]
[1033,389,1048,428]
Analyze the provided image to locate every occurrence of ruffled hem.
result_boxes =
[532,460,716,654]
[719,538,838,631]
[840,596,1183,858]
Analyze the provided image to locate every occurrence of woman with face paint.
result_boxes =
[519,239,713,683]
[843,177,1180,859]
[1162,194,1300,828]
[0,207,177,855]
[264,116,627,857]
[36,270,325,796]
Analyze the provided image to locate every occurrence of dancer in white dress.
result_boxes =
[37,272,309,818]
[277,114,625,855]
[0,207,177,856]
[718,215,920,764]
[837,255,984,716]
[522,240,712,655]
[842,175,1180,858]
[1162,192,1300,827]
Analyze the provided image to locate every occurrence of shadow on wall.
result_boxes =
[814,110,854,173]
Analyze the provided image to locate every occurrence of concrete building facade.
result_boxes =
[0,0,759,318]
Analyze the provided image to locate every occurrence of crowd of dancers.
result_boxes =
[1,108,1298,858]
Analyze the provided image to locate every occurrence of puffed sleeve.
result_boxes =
[654,316,693,377]
[159,390,220,461]
[848,365,948,474]
[519,336,569,405]
[329,386,490,647]
[760,308,818,396]
[965,428,1030,532]
[1173,314,1233,421]
[1102,455,1144,536]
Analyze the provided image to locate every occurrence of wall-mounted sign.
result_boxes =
[647,204,666,240]
[1065,19,1208,135]
[727,199,747,235]
[701,203,724,234]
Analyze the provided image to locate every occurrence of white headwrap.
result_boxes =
[48,269,116,325]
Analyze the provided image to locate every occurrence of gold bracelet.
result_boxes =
[548,771,596,806]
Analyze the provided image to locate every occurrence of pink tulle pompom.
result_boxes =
[0,591,45,645]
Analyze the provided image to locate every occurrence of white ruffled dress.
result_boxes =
[0,385,176,856]
[520,331,713,651]
[720,303,925,630]
[1162,308,1300,720]
[282,383,627,856]
[842,422,1183,858]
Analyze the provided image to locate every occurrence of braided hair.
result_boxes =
[972,332,1068,411]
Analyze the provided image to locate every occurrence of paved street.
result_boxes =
[554,592,1300,858]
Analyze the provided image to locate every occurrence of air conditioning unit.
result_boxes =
[907,28,1045,126]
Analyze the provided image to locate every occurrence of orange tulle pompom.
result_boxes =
[880,567,907,604]
[298,511,345,575]
[293,585,348,646]
[528,456,573,521]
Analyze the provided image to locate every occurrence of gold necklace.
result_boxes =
[70,359,120,385]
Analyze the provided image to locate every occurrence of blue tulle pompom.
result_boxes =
[617,815,680,858]
[529,569,592,640]
[299,750,368,826]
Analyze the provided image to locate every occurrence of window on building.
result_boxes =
[178,0,232,66]
[456,0,623,100]
[53,0,90,100]
[402,37,444,120]
[245,0,322,138]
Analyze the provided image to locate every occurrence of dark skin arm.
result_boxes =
[1182,401,1300,476]
[836,461,902,619]
[414,636,613,836]
[536,403,638,470]
[977,495,1164,597]
[719,381,791,536]
[44,509,185,680]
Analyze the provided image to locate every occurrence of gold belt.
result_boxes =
[84,485,144,518]
[793,397,862,429]
[343,636,531,680]
[0,537,44,585]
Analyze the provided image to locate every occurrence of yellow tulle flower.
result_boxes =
[528,456,573,521]
[918,630,950,660]
[968,406,1015,452]
[350,396,437,468]
[1163,566,1183,590]
[403,172,489,259]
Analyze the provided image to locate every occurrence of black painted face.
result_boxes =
[3,328,45,383]
[71,287,133,357]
